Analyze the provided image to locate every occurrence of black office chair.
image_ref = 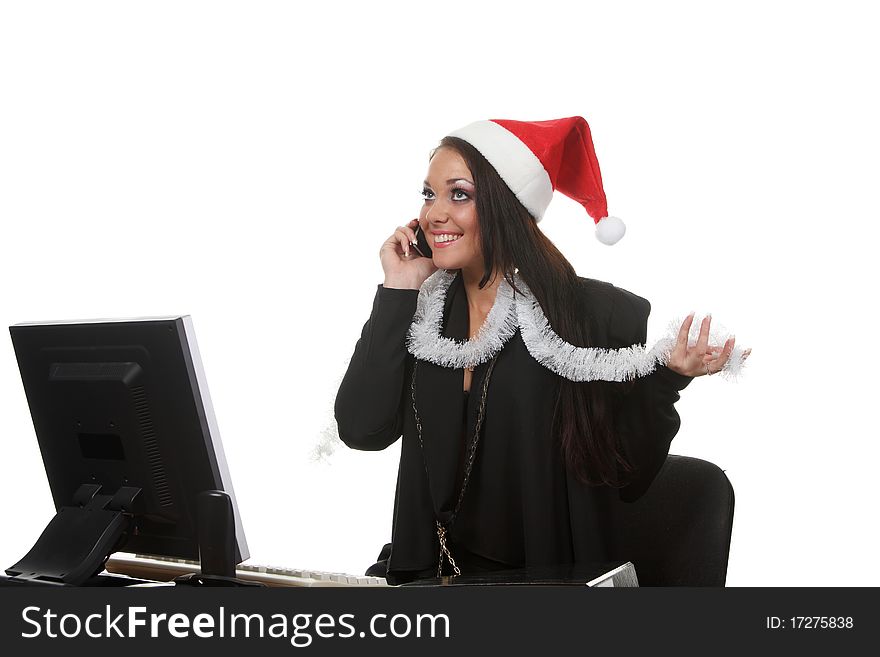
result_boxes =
[607,454,735,586]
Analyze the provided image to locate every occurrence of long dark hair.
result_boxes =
[436,136,634,488]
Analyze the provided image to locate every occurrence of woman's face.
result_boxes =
[419,147,482,273]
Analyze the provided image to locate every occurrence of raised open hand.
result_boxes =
[667,313,751,377]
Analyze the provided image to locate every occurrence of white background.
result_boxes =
[1,0,877,586]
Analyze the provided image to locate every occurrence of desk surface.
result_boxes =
[401,562,638,587]
[3,559,638,588]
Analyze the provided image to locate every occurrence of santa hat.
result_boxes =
[448,116,626,245]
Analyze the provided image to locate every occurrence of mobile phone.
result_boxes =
[412,224,433,258]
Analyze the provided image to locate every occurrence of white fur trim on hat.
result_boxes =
[448,120,554,221]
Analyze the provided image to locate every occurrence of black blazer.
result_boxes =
[335,273,691,581]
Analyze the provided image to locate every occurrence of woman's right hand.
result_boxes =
[380,219,438,290]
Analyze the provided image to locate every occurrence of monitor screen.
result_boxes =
[8,315,248,581]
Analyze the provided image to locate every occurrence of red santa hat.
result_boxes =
[448,116,626,245]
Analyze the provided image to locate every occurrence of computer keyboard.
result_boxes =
[104,553,388,587]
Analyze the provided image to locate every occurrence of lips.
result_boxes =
[432,233,462,248]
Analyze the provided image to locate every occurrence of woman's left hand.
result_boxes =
[666,313,752,378]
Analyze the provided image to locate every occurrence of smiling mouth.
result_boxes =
[433,234,462,245]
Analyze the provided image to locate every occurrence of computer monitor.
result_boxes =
[5,315,248,585]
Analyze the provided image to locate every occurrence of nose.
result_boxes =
[425,210,448,226]
[424,199,451,225]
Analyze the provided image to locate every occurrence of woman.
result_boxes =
[335,117,749,584]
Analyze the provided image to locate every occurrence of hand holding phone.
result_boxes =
[379,219,437,289]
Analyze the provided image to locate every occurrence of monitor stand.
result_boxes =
[4,483,140,586]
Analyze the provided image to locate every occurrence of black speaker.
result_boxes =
[197,490,235,578]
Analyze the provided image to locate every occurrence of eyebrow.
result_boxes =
[423,178,475,187]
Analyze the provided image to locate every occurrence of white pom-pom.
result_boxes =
[595,215,626,245]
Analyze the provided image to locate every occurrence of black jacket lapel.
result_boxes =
[413,272,468,524]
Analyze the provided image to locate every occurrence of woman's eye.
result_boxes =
[420,188,435,201]
[452,188,470,201]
